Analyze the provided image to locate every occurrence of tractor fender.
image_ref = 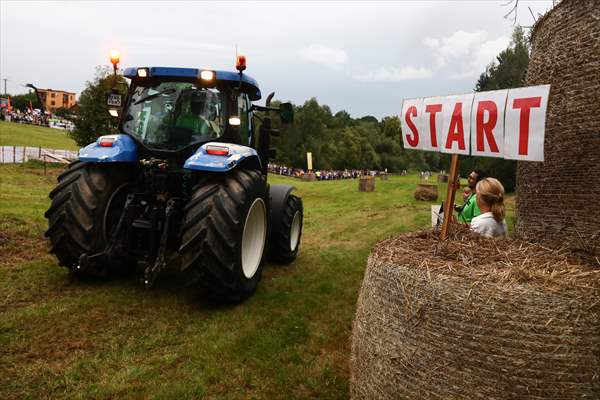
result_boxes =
[269,184,295,234]
[79,134,137,162]
[184,142,262,172]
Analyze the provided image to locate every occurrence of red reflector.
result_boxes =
[206,145,229,156]
[99,139,114,147]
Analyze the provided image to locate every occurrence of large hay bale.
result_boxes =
[351,229,600,399]
[414,183,438,201]
[359,176,375,192]
[437,174,448,183]
[517,0,600,245]
[301,172,317,182]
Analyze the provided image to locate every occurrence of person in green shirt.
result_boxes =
[175,90,221,139]
[458,170,486,224]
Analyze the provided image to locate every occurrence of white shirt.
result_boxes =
[470,212,508,238]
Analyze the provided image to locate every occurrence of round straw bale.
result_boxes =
[359,176,375,192]
[437,174,448,183]
[351,228,600,399]
[302,172,317,181]
[517,0,600,245]
[414,183,438,201]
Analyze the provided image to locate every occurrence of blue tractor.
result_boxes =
[44,56,303,302]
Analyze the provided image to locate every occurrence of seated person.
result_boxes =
[470,177,508,238]
[453,186,472,213]
[458,169,486,224]
[175,90,221,139]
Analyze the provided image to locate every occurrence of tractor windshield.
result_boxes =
[123,82,226,150]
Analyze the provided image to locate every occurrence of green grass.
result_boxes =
[0,121,79,150]
[0,163,514,399]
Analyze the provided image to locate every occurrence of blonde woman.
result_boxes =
[470,178,508,238]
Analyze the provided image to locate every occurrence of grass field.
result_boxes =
[0,162,514,399]
[0,121,79,151]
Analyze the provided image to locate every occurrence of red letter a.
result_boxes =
[445,102,466,150]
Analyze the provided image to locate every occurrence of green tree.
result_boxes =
[69,66,127,146]
[54,107,72,119]
[5,91,41,112]
[468,25,530,192]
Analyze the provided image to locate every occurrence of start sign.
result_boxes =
[400,85,550,162]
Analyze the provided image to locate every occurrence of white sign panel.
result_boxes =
[400,98,424,151]
[504,85,550,161]
[470,89,508,158]
[422,97,444,151]
[441,94,473,155]
[400,85,549,162]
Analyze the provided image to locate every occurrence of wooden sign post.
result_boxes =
[440,154,460,240]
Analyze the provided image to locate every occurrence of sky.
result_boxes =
[1,0,555,119]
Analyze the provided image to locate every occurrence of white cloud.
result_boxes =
[423,30,510,80]
[354,30,508,83]
[297,44,348,69]
[438,30,488,57]
[356,65,433,82]
[422,37,439,49]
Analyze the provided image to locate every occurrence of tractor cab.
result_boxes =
[119,66,262,152]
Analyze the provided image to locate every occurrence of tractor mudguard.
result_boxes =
[79,134,138,162]
[269,184,294,234]
[184,142,262,172]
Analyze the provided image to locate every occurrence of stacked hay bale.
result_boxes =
[517,0,600,247]
[351,229,600,399]
[301,172,317,182]
[414,183,438,201]
[359,176,375,192]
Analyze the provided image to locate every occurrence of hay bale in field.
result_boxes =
[380,173,389,181]
[414,183,438,201]
[301,172,317,181]
[517,0,600,246]
[359,176,375,192]
[437,174,448,183]
[351,228,600,399]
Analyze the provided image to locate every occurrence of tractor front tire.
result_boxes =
[179,169,268,303]
[268,194,303,264]
[44,161,131,277]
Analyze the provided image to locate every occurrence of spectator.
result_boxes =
[458,169,486,224]
[470,177,508,238]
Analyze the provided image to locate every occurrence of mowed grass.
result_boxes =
[0,121,79,151]
[0,162,514,399]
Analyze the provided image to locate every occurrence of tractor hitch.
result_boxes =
[143,197,181,288]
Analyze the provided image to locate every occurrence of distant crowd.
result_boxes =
[1,109,74,131]
[267,163,383,180]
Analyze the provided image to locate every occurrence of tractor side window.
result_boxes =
[238,94,251,146]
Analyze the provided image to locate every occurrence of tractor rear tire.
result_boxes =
[44,161,132,277]
[179,169,268,303]
[268,194,303,264]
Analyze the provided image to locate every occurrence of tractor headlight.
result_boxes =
[200,70,215,81]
